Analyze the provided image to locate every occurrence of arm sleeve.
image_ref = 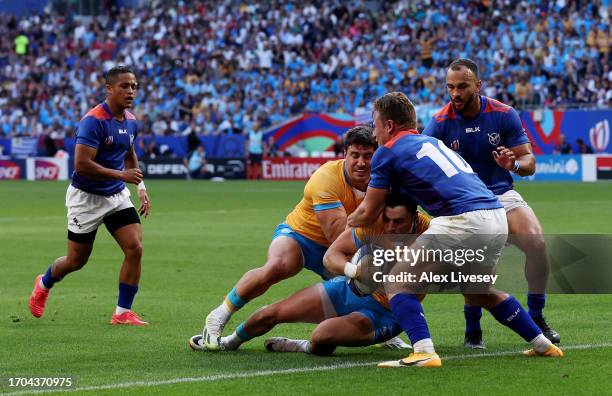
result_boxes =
[504,109,530,148]
[75,116,103,149]
[305,168,343,212]
[368,147,394,189]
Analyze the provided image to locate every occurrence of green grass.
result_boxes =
[1,181,612,395]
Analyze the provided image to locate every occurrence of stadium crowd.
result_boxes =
[0,0,610,139]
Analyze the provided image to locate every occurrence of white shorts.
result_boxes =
[416,208,508,267]
[497,189,530,213]
[66,185,134,234]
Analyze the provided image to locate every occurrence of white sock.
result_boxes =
[212,301,233,323]
[293,339,310,353]
[413,338,436,354]
[222,332,244,350]
[115,306,130,315]
[39,279,48,290]
[530,333,552,353]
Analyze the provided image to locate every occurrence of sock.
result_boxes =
[235,323,255,342]
[288,339,310,353]
[222,332,245,350]
[115,306,130,315]
[226,287,249,311]
[41,266,61,289]
[490,295,541,342]
[117,282,138,311]
[389,293,433,349]
[212,300,233,324]
[527,293,546,318]
[413,338,435,354]
[464,304,482,334]
[530,333,553,353]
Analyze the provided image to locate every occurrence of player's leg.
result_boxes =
[105,207,147,325]
[204,234,303,349]
[307,313,376,355]
[29,185,99,318]
[465,290,563,357]
[29,237,95,318]
[211,283,326,351]
[506,204,560,343]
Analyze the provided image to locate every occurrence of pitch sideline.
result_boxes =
[4,342,612,396]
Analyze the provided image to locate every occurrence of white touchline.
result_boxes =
[4,343,612,396]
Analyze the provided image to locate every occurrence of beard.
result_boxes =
[452,93,478,115]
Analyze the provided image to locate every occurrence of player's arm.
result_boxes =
[75,144,142,183]
[347,187,386,227]
[124,144,151,217]
[492,109,535,177]
[493,143,535,177]
[323,227,359,278]
[315,206,348,244]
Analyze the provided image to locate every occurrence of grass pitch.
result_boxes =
[1,181,612,395]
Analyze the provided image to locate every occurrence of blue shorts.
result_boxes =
[322,276,401,343]
[272,222,331,279]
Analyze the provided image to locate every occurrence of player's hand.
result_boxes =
[120,168,144,184]
[137,189,151,218]
[492,146,516,171]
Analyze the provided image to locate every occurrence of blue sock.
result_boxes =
[464,305,482,334]
[41,266,61,289]
[389,293,431,345]
[227,287,248,310]
[527,293,546,318]
[236,323,254,341]
[490,296,541,342]
[117,283,139,310]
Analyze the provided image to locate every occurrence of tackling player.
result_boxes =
[347,92,563,368]
[201,125,377,350]
[28,66,151,325]
[189,196,424,354]
[423,58,559,348]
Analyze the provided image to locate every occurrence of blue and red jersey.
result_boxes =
[369,130,501,217]
[72,102,138,196]
[423,96,530,195]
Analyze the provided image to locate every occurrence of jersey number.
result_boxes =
[416,141,473,177]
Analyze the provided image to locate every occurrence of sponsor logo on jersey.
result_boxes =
[488,132,501,146]
[118,128,128,134]
[465,126,480,133]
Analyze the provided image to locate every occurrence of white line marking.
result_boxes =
[3,342,612,395]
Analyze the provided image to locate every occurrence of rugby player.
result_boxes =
[189,196,424,354]
[347,92,563,368]
[28,66,151,325]
[423,58,559,348]
[201,125,377,350]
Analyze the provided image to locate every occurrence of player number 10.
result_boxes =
[416,141,473,177]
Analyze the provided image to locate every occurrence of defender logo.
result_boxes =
[118,128,128,134]
[104,136,114,145]
[488,132,501,146]
[465,126,480,133]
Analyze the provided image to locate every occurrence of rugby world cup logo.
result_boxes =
[104,136,114,146]
[589,120,610,152]
[488,132,501,146]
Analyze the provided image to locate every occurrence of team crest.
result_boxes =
[130,134,135,144]
[488,133,500,146]
[104,136,114,145]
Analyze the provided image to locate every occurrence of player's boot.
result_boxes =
[189,335,207,351]
[29,275,50,318]
[264,337,309,353]
[532,316,560,344]
[203,312,226,350]
[110,311,148,325]
[380,336,412,349]
[378,352,442,368]
[523,344,564,357]
[464,330,485,349]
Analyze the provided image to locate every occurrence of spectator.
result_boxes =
[554,134,573,154]
[185,145,208,179]
[576,138,594,154]
[246,121,263,180]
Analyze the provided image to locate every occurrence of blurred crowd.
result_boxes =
[0,0,610,139]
